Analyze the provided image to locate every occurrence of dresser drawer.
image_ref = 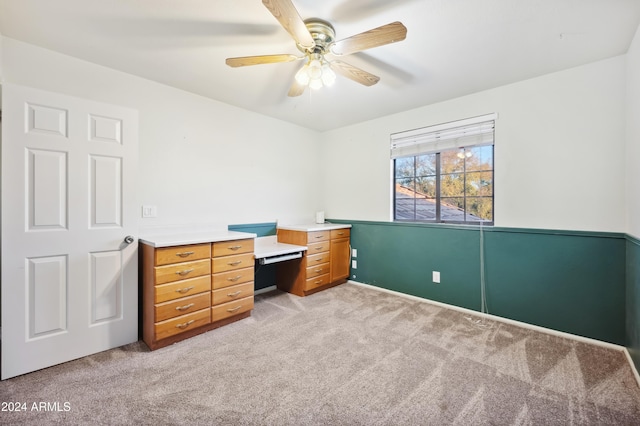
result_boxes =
[307,241,329,254]
[155,243,211,266]
[211,296,254,323]
[155,292,211,322]
[212,282,254,306]
[212,252,254,273]
[306,263,330,279]
[212,239,254,257]
[307,252,330,266]
[330,228,350,239]
[212,266,254,290]
[155,275,211,304]
[306,273,330,291]
[155,308,211,340]
[307,231,330,243]
[155,259,211,285]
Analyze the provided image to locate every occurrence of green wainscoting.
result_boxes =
[627,236,640,371]
[331,220,627,346]
[228,222,277,238]
[229,222,277,291]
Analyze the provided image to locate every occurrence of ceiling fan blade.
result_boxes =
[262,0,315,49]
[225,54,301,67]
[330,21,407,56]
[288,80,306,97]
[330,61,380,86]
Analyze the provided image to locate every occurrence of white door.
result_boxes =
[1,83,139,380]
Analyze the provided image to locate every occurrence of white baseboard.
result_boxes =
[255,285,277,295]
[347,280,640,388]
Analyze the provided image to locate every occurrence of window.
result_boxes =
[391,114,495,224]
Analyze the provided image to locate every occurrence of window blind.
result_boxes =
[390,113,497,159]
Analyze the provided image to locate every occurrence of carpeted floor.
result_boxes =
[1,283,639,425]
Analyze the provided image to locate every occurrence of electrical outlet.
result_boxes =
[352,260,357,269]
[352,248,358,257]
[432,271,440,283]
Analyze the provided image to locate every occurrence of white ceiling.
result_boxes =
[1,0,639,131]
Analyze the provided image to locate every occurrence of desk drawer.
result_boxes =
[307,231,330,243]
[155,259,211,285]
[154,308,211,340]
[155,292,211,322]
[211,296,253,323]
[155,275,211,304]
[212,266,254,289]
[306,263,330,279]
[212,253,254,273]
[307,241,329,254]
[330,228,350,239]
[155,243,211,266]
[212,239,254,257]
[212,282,254,306]
[307,252,330,266]
[306,273,330,291]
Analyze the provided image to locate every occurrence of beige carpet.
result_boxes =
[1,283,639,425]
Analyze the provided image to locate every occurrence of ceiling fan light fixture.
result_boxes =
[321,62,336,86]
[309,77,324,90]
[294,55,336,90]
[295,65,311,85]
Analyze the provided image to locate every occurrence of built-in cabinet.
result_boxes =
[276,225,351,297]
[140,232,255,350]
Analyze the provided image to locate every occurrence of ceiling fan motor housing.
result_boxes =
[298,18,336,55]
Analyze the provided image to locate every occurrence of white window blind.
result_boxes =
[390,113,497,159]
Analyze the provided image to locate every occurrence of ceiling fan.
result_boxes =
[225,0,407,96]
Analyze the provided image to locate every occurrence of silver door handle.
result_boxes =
[124,235,135,244]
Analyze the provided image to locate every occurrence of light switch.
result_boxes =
[142,205,157,218]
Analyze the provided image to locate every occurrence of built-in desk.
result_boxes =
[138,224,350,348]
[276,223,351,297]
[139,230,257,350]
[254,235,307,265]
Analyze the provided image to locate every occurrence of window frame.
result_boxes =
[392,145,495,226]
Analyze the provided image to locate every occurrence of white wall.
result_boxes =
[627,25,640,239]
[1,38,322,230]
[321,56,627,233]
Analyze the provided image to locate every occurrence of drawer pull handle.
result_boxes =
[337,232,344,235]
[175,303,195,311]
[227,261,242,266]
[315,235,323,239]
[227,291,242,297]
[175,268,194,276]
[228,245,242,251]
[227,275,242,282]
[175,251,195,258]
[315,258,323,262]
[314,246,323,250]
[227,306,242,313]
[176,320,195,329]
[176,286,194,294]
[315,280,322,284]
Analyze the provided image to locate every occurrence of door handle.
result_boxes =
[124,235,135,244]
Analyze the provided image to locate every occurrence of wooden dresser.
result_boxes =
[140,231,256,350]
[276,224,351,297]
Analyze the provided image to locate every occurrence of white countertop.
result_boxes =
[139,230,257,248]
[254,236,307,259]
[276,223,351,232]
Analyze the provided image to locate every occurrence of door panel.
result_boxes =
[1,83,139,379]
[28,149,68,230]
[27,255,68,337]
